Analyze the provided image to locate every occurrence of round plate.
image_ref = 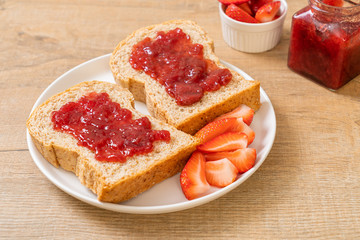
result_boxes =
[26,54,276,214]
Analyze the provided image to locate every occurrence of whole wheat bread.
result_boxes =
[110,20,260,135]
[26,81,199,203]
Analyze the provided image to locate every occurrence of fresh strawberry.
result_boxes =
[205,158,238,188]
[214,104,255,126]
[249,0,273,13]
[194,117,237,144]
[225,4,258,23]
[231,118,255,145]
[237,2,253,16]
[205,148,256,173]
[197,132,248,153]
[255,1,281,23]
[180,151,210,200]
[273,14,280,21]
[219,0,250,4]
[322,0,343,7]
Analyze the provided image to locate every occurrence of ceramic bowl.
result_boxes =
[219,0,288,53]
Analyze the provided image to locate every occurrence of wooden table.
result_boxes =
[1,0,359,239]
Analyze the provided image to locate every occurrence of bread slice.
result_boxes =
[109,20,260,135]
[26,81,199,203]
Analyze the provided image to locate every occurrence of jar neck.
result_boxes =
[309,0,360,22]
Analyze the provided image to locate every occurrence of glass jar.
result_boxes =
[287,0,360,90]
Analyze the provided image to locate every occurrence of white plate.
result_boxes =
[27,54,276,214]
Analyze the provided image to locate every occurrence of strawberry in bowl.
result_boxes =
[222,0,282,24]
[218,0,288,52]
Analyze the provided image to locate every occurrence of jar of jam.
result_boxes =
[288,0,360,90]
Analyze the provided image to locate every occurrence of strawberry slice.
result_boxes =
[214,104,255,126]
[249,0,273,13]
[205,148,256,173]
[225,4,258,23]
[255,1,281,23]
[180,151,210,200]
[231,118,255,145]
[197,132,248,153]
[237,2,253,16]
[205,158,238,188]
[194,117,237,144]
[219,0,250,5]
[273,15,280,20]
[322,0,343,7]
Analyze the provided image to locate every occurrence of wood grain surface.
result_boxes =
[1,0,360,239]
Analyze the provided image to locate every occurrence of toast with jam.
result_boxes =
[26,81,198,203]
[110,20,260,135]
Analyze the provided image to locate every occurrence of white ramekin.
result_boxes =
[219,0,288,53]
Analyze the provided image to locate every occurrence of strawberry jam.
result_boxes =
[51,92,170,162]
[288,0,360,90]
[129,28,232,106]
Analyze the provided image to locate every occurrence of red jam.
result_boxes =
[51,92,170,162]
[288,0,360,90]
[129,28,232,105]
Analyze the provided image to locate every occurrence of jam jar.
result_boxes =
[288,0,360,90]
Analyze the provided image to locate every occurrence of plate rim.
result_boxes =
[26,53,276,214]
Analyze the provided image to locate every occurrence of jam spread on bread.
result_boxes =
[129,28,232,106]
[51,92,170,162]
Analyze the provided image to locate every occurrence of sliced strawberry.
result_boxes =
[198,132,248,153]
[180,151,210,200]
[205,158,238,188]
[219,0,250,5]
[273,14,280,20]
[194,117,237,144]
[255,1,281,23]
[322,0,343,7]
[214,104,255,126]
[225,4,258,23]
[230,118,255,145]
[237,2,253,16]
[249,0,273,13]
[205,148,256,173]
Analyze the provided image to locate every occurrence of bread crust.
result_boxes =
[166,81,260,135]
[27,81,199,203]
